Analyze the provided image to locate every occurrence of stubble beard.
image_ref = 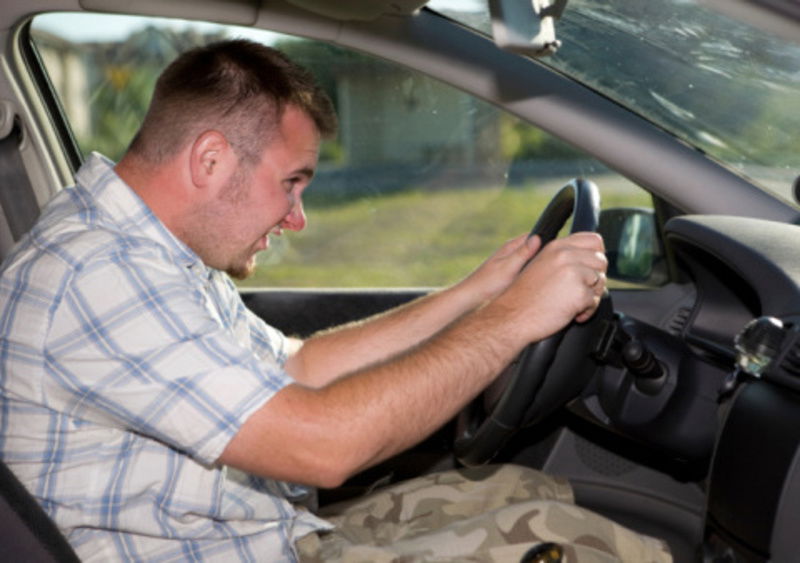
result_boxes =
[226,253,258,280]
[184,166,261,280]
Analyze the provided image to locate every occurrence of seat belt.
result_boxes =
[0,100,40,241]
[0,459,80,562]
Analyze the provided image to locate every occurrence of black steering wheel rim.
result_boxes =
[454,178,606,466]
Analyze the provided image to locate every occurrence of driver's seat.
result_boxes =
[0,458,79,562]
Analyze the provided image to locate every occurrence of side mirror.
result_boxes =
[599,207,668,286]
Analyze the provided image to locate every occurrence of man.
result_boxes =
[0,40,670,561]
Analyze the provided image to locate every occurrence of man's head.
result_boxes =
[128,39,336,167]
[119,40,337,279]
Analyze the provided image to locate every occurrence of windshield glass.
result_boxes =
[429,0,800,205]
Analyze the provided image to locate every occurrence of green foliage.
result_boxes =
[78,64,158,161]
[62,26,228,161]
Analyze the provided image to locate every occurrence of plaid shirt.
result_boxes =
[0,153,330,561]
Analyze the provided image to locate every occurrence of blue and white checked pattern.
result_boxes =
[0,153,330,561]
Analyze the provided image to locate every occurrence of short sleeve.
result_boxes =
[43,243,292,464]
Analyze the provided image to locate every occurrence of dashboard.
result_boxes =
[668,215,800,347]
[585,215,800,461]
[591,214,800,560]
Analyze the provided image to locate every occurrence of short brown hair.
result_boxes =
[127,39,337,165]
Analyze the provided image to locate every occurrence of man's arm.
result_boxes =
[220,232,607,488]
[286,233,540,387]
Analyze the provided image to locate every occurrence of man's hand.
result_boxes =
[490,231,608,345]
[456,234,542,305]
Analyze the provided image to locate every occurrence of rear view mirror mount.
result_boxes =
[489,0,568,57]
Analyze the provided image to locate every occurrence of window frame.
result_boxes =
[25,11,666,290]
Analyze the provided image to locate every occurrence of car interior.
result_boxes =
[0,0,799,561]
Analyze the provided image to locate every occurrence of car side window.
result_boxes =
[30,13,655,289]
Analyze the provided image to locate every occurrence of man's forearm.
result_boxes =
[288,234,540,387]
[289,281,483,387]
[221,296,526,488]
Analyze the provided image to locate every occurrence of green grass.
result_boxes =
[237,174,651,288]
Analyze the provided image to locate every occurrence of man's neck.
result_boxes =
[115,152,190,248]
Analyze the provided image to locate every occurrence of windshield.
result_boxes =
[429,0,800,205]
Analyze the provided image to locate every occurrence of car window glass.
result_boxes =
[430,0,800,207]
[30,12,655,289]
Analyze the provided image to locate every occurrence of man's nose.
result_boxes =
[281,199,306,231]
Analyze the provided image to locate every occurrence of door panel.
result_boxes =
[241,289,425,338]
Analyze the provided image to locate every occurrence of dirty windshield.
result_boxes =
[430,0,800,204]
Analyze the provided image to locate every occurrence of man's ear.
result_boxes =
[189,130,236,191]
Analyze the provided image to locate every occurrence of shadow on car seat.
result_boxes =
[0,111,40,247]
[0,459,79,562]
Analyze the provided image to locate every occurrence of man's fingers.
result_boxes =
[574,266,607,323]
[566,231,605,247]
[586,267,607,288]
[523,234,542,256]
[491,233,537,262]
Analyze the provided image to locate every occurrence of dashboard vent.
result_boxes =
[667,306,692,336]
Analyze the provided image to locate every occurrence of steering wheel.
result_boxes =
[454,178,612,466]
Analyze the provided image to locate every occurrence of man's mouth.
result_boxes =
[256,227,284,252]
